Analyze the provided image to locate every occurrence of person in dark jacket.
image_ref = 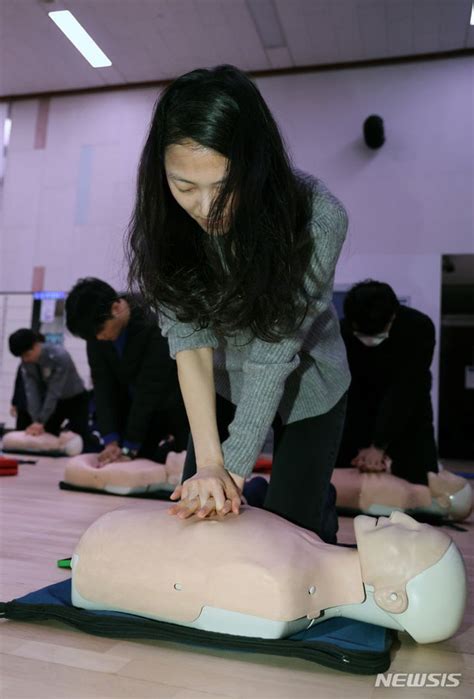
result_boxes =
[8,329,94,449]
[335,280,438,485]
[65,278,189,466]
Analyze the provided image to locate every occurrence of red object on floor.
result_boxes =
[254,455,272,472]
[0,456,19,476]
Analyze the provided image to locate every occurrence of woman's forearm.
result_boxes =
[176,347,223,469]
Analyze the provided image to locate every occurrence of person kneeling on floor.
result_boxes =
[8,329,96,451]
[65,278,189,466]
[336,280,438,485]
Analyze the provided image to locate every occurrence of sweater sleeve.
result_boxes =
[222,186,349,478]
[158,308,219,358]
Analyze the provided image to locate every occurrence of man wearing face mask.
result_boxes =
[335,280,438,485]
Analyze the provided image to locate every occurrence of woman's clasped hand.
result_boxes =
[168,465,245,519]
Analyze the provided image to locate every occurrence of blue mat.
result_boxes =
[0,579,394,674]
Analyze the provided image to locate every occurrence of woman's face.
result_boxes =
[165,140,231,232]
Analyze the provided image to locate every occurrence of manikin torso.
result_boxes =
[73,504,364,626]
[71,503,465,642]
[3,430,82,456]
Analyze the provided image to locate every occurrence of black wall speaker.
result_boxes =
[363,115,385,149]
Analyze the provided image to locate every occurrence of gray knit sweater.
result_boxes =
[158,175,351,478]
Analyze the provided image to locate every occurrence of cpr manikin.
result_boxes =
[64,451,473,522]
[71,505,466,644]
[3,430,83,456]
[64,452,185,494]
[332,468,473,522]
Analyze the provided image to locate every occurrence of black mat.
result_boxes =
[0,579,395,675]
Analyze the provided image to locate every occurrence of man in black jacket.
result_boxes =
[335,280,438,485]
[65,278,188,465]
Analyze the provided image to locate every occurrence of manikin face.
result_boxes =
[21,342,42,363]
[164,140,232,232]
[96,299,129,342]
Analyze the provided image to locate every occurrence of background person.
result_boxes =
[65,278,189,465]
[8,329,95,449]
[336,280,438,485]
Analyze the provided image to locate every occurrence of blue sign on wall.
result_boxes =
[33,291,66,300]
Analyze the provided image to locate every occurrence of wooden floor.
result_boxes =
[0,456,472,699]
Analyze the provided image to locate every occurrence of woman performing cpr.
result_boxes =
[68,66,466,653]
[127,64,350,543]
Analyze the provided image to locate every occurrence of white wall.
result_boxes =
[1,56,473,425]
[261,57,473,425]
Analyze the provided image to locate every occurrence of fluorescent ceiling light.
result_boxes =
[471,3,474,25]
[49,10,112,68]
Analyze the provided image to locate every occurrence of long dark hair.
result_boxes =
[127,64,313,342]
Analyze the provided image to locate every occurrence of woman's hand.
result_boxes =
[169,465,244,519]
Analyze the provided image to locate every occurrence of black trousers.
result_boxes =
[16,409,32,431]
[182,392,348,544]
[139,399,190,462]
[25,391,99,452]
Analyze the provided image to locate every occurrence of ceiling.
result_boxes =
[1,0,473,98]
